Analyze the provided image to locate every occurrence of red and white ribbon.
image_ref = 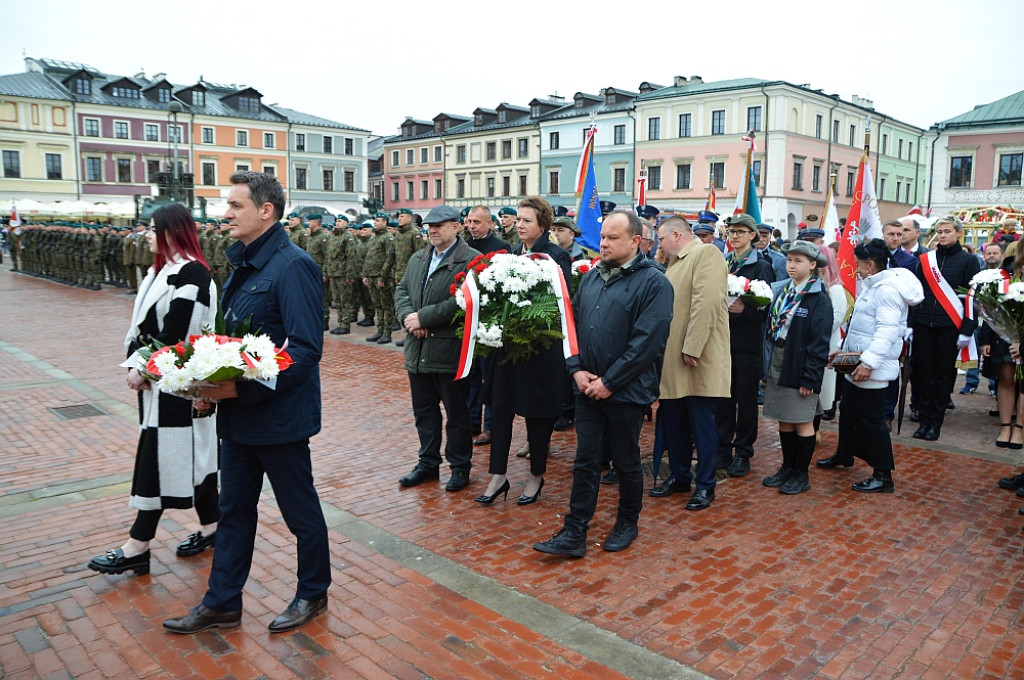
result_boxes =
[531,254,579,360]
[921,251,965,326]
[454,274,480,380]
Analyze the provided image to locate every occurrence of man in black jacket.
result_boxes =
[911,216,979,441]
[718,214,776,477]
[534,211,674,557]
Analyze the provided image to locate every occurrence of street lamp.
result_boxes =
[168,100,183,202]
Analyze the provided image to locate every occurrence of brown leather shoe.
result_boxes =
[268,596,328,633]
[163,605,241,634]
[473,430,492,446]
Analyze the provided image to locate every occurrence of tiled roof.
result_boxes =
[269,105,368,131]
[937,90,1024,129]
[636,77,770,101]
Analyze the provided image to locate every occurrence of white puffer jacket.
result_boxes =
[844,268,924,388]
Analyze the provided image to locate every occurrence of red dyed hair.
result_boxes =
[151,203,209,272]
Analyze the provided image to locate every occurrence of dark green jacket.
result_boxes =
[395,239,479,374]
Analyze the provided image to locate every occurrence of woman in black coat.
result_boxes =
[476,197,570,506]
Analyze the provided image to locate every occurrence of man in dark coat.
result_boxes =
[165,172,330,635]
[534,211,674,557]
[394,205,479,491]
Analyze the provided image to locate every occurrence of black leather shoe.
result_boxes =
[852,473,894,493]
[820,408,836,421]
[1018,506,1024,516]
[727,456,750,477]
[1017,486,1024,499]
[909,409,920,422]
[602,522,638,552]
[922,427,939,442]
[816,453,854,469]
[399,467,439,487]
[533,528,586,557]
[395,339,404,347]
[649,477,691,498]
[268,596,328,633]
[685,488,715,510]
[912,425,928,439]
[391,323,401,332]
[553,416,575,431]
[357,318,375,327]
[176,531,216,557]
[163,605,241,634]
[88,548,150,575]
[601,469,619,484]
[445,470,470,492]
[376,334,392,344]
[997,473,1024,490]
[329,326,350,335]
[366,333,382,342]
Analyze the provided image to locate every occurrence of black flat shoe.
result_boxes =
[816,453,854,469]
[268,596,328,633]
[88,548,150,575]
[852,475,894,493]
[649,477,691,498]
[685,488,715,511]
[517,478,544,505]
[176,531,216,557]
[163,605,241,634]
[399,466,440,487]
[475,479,510,504]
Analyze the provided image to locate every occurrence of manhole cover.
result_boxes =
[49,404,109,420]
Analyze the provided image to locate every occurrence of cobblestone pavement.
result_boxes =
[1,264,1022,680]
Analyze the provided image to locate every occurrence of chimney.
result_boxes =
[852,95,875,110]
[674,75,688,87]
[152,72,166,82]
[134,69,146,80]
[690,75,703,84]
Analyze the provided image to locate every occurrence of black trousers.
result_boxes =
[565,398,646,536]
[836,382,894,470]
[129,483,220,542]
[488,412,555,477]
[716,352,761,466]
[911,325,959,429]
[202,438,330,612]
[408,371,473,473]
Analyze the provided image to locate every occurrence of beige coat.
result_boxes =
[659,239,732,399]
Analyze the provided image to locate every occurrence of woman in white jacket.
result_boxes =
[816,239,924,493]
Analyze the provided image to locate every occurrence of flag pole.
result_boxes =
[743,131,754,213]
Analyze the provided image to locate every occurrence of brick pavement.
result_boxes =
[1,264,1023,680]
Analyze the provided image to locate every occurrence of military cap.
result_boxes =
[552,205,569,217]
[219,219,229,224]
[637,205,660,219]
[205,217,218,224]
[599,200,617,216]
[498,206,517,216]
[552,216,581,236]
[307,213,322,221]
[336,214,350,223]
[756,222,773,233]
[697,210,718,224]
[423,205,461,224]
[397,208,413,215]
[692,223,717,235]
[797,225,826,239]
[783,239,828,267]
[724,214,756,230]
[287,211,299,218]
[374,211,389,219]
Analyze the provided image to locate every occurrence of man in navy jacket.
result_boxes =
[164,172,330,635]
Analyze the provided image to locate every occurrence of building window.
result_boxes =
[111,86,139,99]
[295,167,307,190]
[146,160,160,183]
[406,181,414,200]
[264,132,275,148]
[949,156,972,187]
[549,131,559,150]
[746,106,762,133]
[648,117,660,141]
[614,167,626,192]
[345,138,354,155]
[236,130,248,147]
[235,164,249,172]
[518,175,528,196]
[648,166,661,191]
[323,169,334,191]
[84,119,99,137]
[202,162,215,185]
[999,153,1023,186]
[548,170,559,194]
[157,88,170,103]
[486,142,496,161]
[710,162,725,189]
[752,159,762,186]
[501,140,512,159]
[457,178,465,199]
[434,145,442,162]
[614,125,626,145]
[678,113,692,138]
[896,138,903,159]
[45,153,62,180]
[502,176,511,197]
[323,137,333,154]
[518,138,528,158]
[881,134,889,155]
[238,96,259,113]
[74,78,91,95]
[712,110,726,136]
[846,169,856,197]
[457,145,467,163]
[793,161,804,190]
[498,110,507,123]
[849,124,856,147]
[815,114,823,139]
[392,150,400,167]
[114,121,128,139]
[531,104,540,117]
[406,148,414,165]
[833,119,840,142]
[192,90,205,107]
[344,171,354,192]
[296,133,305,151]
[200,127,213,144]
[488,176,496,198]
[434,178,442,198]
[675,163,691,190]
[421,147,428,164]
[392,181,400,201]
[895,181,902,200]
[144,124,158,141]
[908,142,914,162]
[905,183,911,203]
[85,157,102,181]
[2,150,20,178]
[421,179,428,199]
[812,165,822,192]
[878,177,886,197]
[262,166,275,176]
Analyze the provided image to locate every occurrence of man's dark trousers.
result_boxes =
[409,372,472,473]
[203,439,330,612]
[716,351,761,467]
[661,396,718,491]
[912,325,960,429]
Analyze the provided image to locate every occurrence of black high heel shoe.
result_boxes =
[474,479,510,504]
[517,478,545,506]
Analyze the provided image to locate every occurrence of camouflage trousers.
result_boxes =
[353,280,372,322]
[329,277,351,328]
[365,277,395,335]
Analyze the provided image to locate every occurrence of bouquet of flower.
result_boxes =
[135,332,293,396]
[453,251,565,364]
[964,268,1023,376]
[570,258,599,295]
[726,274,773,309]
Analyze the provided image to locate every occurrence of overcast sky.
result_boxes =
[4,0,1021,139]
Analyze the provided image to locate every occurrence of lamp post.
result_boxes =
[168,101,183,202]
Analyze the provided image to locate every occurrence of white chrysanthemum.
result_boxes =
[509,294,521,305]
[515,299,532,308]
[726,274,748,297]
[157,367,192,394]
[191,335,220,354]
[477,323,504,348]
[456,289,466,310]
[1005,282,1024,302]
[970,268,1006,288]
[748,280,773,299]
[154,351,182,375]
[480,293,490,307]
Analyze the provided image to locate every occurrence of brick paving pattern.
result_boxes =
[1,265,1022,679]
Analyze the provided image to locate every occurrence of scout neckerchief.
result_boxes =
[726,246,756,274]
[768,276,818,341]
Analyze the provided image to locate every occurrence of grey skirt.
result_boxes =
[762,344,822,424]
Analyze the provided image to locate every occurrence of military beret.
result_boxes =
[219,219,229,224]
[724,214,756,230]
[307,213,322,221]
[397,208,413,215]
[205,218,218,224]
[490,214,498,223]
[498,207,517,216]
[552,216,581,236]
[460,206,472,217]
[697,210,718,224]
[423,205,461,224]
[374,212,388,219]
[287,212,299,218]
[692,223,717,235]
[387,219,398,228]
[637,205,660,219]
[336,214,350,223]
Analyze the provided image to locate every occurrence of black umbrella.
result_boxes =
[896,348,912,434]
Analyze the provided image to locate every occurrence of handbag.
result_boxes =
[831,351,863,375]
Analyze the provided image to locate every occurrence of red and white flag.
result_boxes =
[637,173,646,207]
[9,204,20,228]
[822,189,840,246]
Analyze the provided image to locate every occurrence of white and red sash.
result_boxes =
[455,273,480,380]
[922,250,976,363]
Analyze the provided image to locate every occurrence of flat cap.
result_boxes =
[782,239,828,266]
[724,214,756,230]
[423,205,461,224]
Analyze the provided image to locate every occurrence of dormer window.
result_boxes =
[475,113,483,126]
[575,98,585,109]
[157,88,170,103]
[605,93,615,105]
[238,95,259,113]
[192,90,205,107]
[498,110,507,123]
[74,78,91,95]
[531,105,540,117]
[112,86,140,99]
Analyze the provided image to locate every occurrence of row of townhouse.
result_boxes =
[0,58,372,215]
[381,76,929,237]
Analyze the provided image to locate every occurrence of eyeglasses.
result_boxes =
[726,229,753,236]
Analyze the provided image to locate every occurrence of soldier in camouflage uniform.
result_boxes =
[6,223,20,272]
[211,219,233,292]
[327,215,354,335]
[85,226,103,289]
[136,222,153,279]
[361,213,395,343]
[497,206,520,248]
[392,208,423,286]
[350,222,374,327]
[286,212,307,249]
[199,218,217,268]
[304,214,331,331]
[123,224,139,293]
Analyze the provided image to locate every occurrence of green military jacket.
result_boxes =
[325,227,351,278]
[361,227,392,278]
[392,225,422,283]
[304,227,330,271]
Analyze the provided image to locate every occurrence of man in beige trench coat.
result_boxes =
[649,216,732,510]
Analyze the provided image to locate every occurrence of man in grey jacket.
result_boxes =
[394,205,480,491]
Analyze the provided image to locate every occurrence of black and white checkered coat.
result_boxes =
[124,257,219,510]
